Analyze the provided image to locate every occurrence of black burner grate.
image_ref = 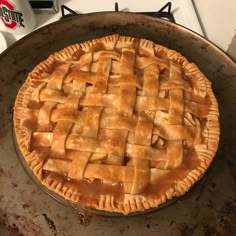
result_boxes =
[60,2,176,23]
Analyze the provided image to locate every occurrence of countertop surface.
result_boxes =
[193,0,236,52]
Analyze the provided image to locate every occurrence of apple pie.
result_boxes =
[14,34,220,215]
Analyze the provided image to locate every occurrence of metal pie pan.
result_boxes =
[3,11,235,221]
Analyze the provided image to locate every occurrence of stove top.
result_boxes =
[60,2,176,22]
[34,0,203,33]
[0,0,203,50]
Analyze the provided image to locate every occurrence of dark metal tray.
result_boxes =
[0,12,236,235]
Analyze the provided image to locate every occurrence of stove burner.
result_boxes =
[60,2,176,23]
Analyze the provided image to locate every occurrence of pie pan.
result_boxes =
[1,11,236,233]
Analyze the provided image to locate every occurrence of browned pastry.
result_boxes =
[14,34,220,214]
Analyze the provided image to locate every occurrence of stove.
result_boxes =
[0,0,203,50]
[33,0,203,33]
[60,2,176,23]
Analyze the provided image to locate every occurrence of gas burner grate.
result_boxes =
[60,2,176,23]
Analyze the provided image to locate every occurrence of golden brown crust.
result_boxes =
[13,34,220,215]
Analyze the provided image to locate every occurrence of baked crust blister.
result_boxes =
[13,34,220,215]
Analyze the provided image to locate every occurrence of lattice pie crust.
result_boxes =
[14,35,219,214]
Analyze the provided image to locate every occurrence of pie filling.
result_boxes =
[14,34,219,214]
